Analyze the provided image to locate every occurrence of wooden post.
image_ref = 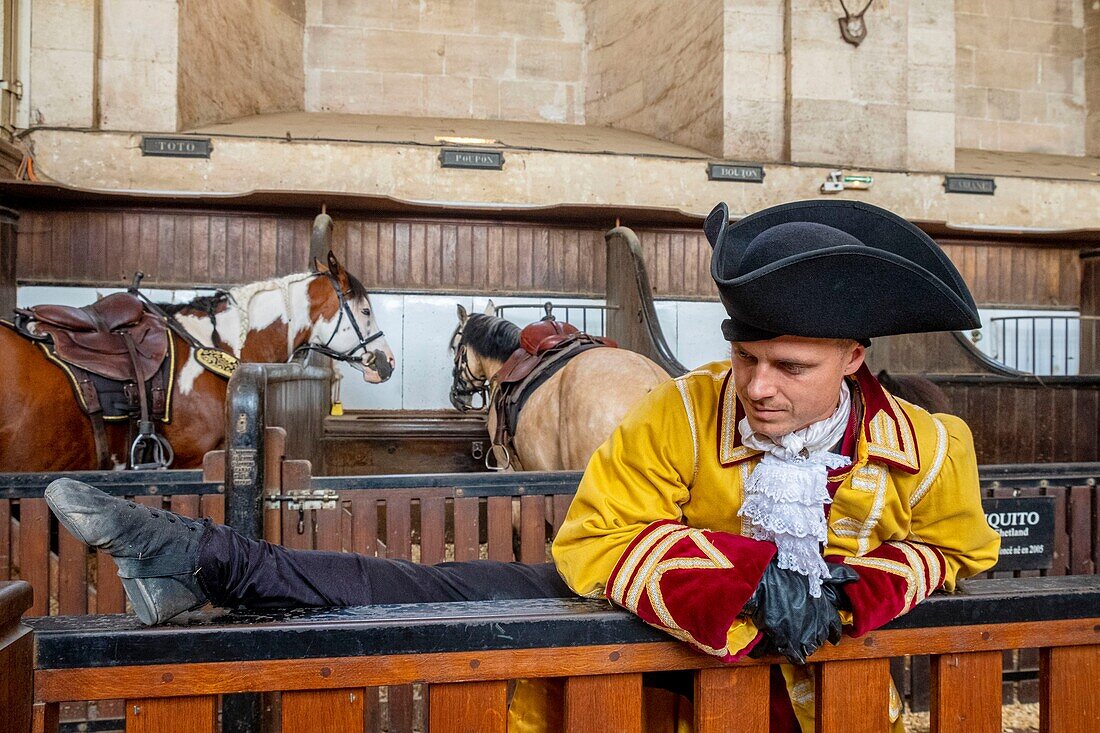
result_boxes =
[1040,645,1100,733]
[815,658,891,733]
[694,666,769,733]
[429,681,508,733]
[0,581,33,733]
[564,674,642,732]
[126,696,216,733]
[930,651,1002,733]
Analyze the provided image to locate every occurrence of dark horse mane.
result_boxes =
[877,369,952,414]
[157,292,231,318]
[463,313,521,362]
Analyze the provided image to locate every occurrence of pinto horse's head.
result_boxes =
[308,251,395,383]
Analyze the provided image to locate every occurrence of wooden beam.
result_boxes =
[1041,645,1100,733]
[428,681,508,733]
[564,674,642,732]
[125,696,216,733]
[816,658,891,733]
[281,689,364,733]
[694,666,769,733]
[930,651,1002,733]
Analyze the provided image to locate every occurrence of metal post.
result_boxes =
[222,364,266,732]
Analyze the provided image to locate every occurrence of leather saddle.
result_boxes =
[18,293,168,382]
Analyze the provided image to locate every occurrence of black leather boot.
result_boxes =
[45,478,209,625]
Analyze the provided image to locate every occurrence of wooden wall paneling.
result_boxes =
[1069,486,1095,575]
[693,666,768,733]
[378,221,396,286]
[281,689,363,733]
[453,497,480,562]
[56,521,87,615]
[411,222,428,286]
[199,495,224,525]
[441,224,457,290]
[564,674,642,732]
[275,218,295,279]
[472,224,488,289]
[385,497,412,560]
[160,215,179,286]
[503,227,520,291]
[930,652,1002,733]
[126,696,216,733]
[349,494,379,557]
[1040,645,1100,733]
[1033,387,1055,463]
[551,494,572,537]
[530,228,548,293]
[18,498,50,616]
[1073,388,1098,461]
[1048,486,1069,577]
[815,658,891,733]
[428,681,508,733]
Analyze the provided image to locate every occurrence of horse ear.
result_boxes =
[456,303,468,322]
[313,256,327,274]
[703,202,729,250]
[484,299,497,317]
[326,250,343,275]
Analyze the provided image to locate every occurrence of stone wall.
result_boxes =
[787,0,956,171]
[25,0,96,128]
[303,0,585,123]
[99,0,178,131]
[956,0,1086,155]
[1086,1,1100,156]
[723,0,786,162]
[178,0,305,130]
[585,0,724,157]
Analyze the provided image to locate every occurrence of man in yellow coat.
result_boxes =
[551,200,1000,730]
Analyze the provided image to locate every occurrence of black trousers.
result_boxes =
[195,522,574,609]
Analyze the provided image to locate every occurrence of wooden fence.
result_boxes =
[4,576,1099,733]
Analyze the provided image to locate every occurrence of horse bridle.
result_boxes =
[293,271,385,366]
[449,325,488,412]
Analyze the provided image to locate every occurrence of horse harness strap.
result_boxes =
[7,292,175,469]
[489,329,617,469]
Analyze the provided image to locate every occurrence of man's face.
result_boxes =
[731,336,865,439]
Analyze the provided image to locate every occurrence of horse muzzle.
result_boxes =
[360,350,395,383]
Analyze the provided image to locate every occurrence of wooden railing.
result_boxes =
[5,576,1099,733]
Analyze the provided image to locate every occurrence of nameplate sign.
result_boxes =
[944,175,996,195]
[140,136,213,159]
[982,496,1055,571]
[708,162,765,183]
[440,148,504,170]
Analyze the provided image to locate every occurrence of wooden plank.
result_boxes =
[385,498,412,560]
[350,494,378,557]
[1040,645,1100,733]
[95,547,126,614]
[1068,486,1094,575]
[200,495,224,525]
[930,651,1002,733]
[0,627,32,733]
[486,496,513,562]
[815,658,891,733]
[18,499,50,616]
[388,684,415,733]
[281,689,363,733]
[519,495,547,563]
[453,497,480,562]
[394,222,412,287]
[429,681,508,733]
[378,222,396,285]
[564,674,642,732]
[0,501,10,580]
[126,695,216,733]
[419,496,447,566]
[551,494,572,537]
[32,619,1100,703]
[31,702,59,733]
[1048,486,1069,576]
[694,666,768,733]
[280,459,314,551]
[56,520,87,615]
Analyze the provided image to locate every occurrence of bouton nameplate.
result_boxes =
[140,136,213,159]
[944,175,996,195]
[708,163,765,183]
[439,149,504,170]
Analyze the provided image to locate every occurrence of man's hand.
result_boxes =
[744,561,857,664]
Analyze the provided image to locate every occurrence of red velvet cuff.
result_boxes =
[606,520,776,661]
[827,541,947,637]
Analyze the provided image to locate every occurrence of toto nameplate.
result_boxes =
[140,136,213,159]
[440,148,504,170]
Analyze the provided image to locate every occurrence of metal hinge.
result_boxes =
[0,80,23,99]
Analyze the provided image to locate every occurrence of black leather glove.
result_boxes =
[743,560,858,665]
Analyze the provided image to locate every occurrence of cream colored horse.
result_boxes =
[450,303,668,471]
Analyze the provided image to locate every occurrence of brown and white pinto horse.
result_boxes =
[450,304,667,471]
[0,253,394,471]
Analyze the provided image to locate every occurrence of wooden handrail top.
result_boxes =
[0,580,33,629]
[27,577,1100,671]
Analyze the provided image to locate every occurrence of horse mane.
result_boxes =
[463,313,521,362]
[876,369,952,414]
[158,292,230,317]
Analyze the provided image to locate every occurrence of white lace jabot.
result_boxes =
[737,382,852,596]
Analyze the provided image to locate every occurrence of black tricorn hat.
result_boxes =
[704,200,980,343]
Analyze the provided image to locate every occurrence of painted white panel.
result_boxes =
[402,294,476,410]
[674,301,730,370]
[18,285,201,308]
[654,302,678,356]
[335,293,404,410]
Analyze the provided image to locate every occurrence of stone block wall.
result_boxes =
[303,0,586,123]
[723,0,786,162]
[25,0,96,128]
[585,0,724,157]
[99,0,178,131]
[178,0,305,130]
[1086,1,1100,155]
[956,0,1086,155]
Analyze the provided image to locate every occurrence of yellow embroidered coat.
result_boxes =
[549,361,1000,730]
